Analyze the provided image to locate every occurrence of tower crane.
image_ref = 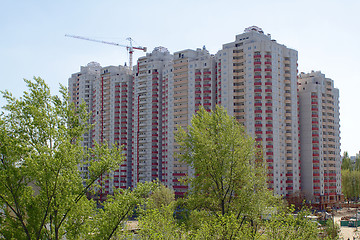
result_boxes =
[65,34,147,71]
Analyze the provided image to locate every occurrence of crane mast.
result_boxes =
[65,34,147,71]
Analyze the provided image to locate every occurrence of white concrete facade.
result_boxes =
[132,47,172,186]
[162,48,216,197]
[298,71,341,205]
[216,27,300,197]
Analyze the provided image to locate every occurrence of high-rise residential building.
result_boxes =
[68,62,101,150]
[68,62,101,180]
[91,65,133,195]
[69,63,133,199]
[216,26,300,197]
[298,71,342,208]
[161,48,216,196]
[69,27,341,203]
[132,47,172,185]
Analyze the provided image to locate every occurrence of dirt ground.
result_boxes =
[334,208,360,240]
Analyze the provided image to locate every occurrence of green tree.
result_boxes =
[341,151,352,170]
[175,106,275,231]
[265,207,320,240]
[342,169,360,202]
[188,212,260,240]
[147,183,175,210]
[324,218,340,240]
[138,203,184,240]
[355,155,360,171]
[89,182,156,240]
[0,77,123,240]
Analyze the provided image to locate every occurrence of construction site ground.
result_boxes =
[334,207,360,239]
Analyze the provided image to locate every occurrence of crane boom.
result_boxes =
[65,34,147,70]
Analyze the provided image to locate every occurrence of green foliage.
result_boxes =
[264,207,320,240]
[355,155,360,171]
[138,203,185,240]
[175,105,275,218]
[90,182,157,240]
[187,212,260,240]
[324,219,340,240]
[0,77,123,240]
[342,169,360,201]
[341,151,352,170]
[147,184,175,210]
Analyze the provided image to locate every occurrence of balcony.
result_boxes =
[254,96,262,100]
[255,124,262,127]
[264,54,272,58]
[254,61,261,65]
[254,75,262,79]
[254,89,262,93]
[265,89,272,93]
[264,61,271,65]
[254,82,261,86]
[173,173,186,177]
[254,54,261,58]
[324,173,336,176]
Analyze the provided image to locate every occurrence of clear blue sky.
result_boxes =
[1,0,359,156]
